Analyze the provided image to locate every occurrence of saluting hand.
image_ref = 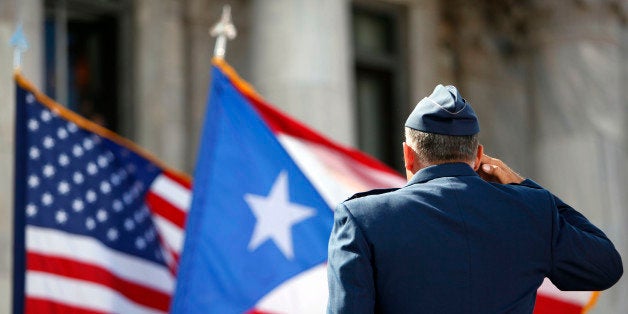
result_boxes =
[477,154,525,184]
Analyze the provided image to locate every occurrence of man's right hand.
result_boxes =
[477,154,525,184]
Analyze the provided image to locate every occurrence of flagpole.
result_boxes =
[210,5,237,59]
[10,18,29,313]
[9,23,29,71]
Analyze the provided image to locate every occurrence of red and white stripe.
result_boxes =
[24,170,192,314]
[25,226,174,314]
[278,134,406,208]
[146,170,192,266]
[534,278,597,314]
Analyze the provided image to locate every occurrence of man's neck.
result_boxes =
[410,159,475,179]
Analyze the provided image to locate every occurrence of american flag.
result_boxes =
[14,74,191,314]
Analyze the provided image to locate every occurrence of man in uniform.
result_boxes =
[326,85,623,313]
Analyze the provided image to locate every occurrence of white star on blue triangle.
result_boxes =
[245,171,315,260]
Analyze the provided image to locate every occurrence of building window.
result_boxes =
[352,2,407,171]
[45,0,131,132]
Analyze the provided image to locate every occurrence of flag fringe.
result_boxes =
[13,72,192,183]
[581,291,600,314]
[212,58,263,101]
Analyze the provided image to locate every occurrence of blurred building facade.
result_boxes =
[0,0,626,312]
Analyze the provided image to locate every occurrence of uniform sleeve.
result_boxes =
[543,185,624,291]
[327,203,375,314]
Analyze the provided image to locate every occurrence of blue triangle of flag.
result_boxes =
[172,65,333,313]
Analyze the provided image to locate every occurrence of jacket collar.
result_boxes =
[406,162,478,186]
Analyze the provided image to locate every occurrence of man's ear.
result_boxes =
[473,144,484,171]
[403,142,417,180]
[403,142,414,171]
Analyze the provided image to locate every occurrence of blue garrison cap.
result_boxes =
[405,85,480,136]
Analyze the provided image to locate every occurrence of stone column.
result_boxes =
[0,0,43,312]
[134,0,187,170]
[451,1,533,174]
[406,0,452,105]
[529,1,627,312]
[250,0,354,146]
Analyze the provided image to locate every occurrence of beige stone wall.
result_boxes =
[441,1,627,312]
[528,2,627,312]
[405,0,452,104]
[449,1,533,175]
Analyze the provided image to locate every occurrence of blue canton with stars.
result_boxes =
[18,86,166,265]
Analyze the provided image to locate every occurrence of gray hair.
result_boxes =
[405,127,479,165]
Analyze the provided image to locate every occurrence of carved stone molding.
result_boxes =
[531,0,626,22]
[527,0,625,48]
[441,0,624,58]
[441,0,534,60]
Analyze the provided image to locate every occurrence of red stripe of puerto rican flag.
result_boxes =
[534,279,599,314]
[212,59,601,314]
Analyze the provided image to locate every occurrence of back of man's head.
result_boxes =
[405,129,478,165]
[404,85,480,166]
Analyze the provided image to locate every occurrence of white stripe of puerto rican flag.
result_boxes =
[534,278,594,313]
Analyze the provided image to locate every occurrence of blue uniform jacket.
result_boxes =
[327,163,623,314]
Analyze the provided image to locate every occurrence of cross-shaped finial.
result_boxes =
[10,23,29,70]
[210,5,237,59]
